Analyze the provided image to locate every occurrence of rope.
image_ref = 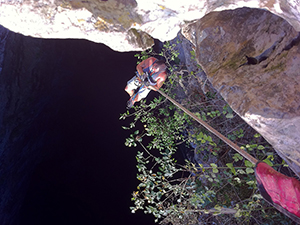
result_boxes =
[155,88,258,165]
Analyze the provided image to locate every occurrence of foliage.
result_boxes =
[120,41,294,224]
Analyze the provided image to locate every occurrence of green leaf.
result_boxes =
[233,153,243,162]
[196,134,202,141]
[246,180,255,185]
[234,177,241,184]
[257,145,265,150]
[254,133,261,138]
[237,169,245,174]
[263,158,273,166]
[235,209,242,218]
[246,168,254,174]
[245,160,255,168]
[226,113,234,118]
[207,136,213,142]
[212,168,219,173]
[226,163,236,175]
[199,132,204,138]
[210,163,217,168]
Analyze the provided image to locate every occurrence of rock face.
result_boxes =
[183,7,300,177]
[0,0,299,51]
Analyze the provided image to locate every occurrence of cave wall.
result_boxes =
[183,7,300,177]
[0,0,299,51]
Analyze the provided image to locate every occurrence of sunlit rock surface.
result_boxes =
[0,0,299,51]
[184,7,300,177]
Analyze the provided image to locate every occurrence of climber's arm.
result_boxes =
[136,57,157,76]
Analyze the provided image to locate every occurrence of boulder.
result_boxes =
[183,7,300,177]
[0,0,299,51]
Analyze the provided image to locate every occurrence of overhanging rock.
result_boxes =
[0,0,299,51]
[183,7,300,177]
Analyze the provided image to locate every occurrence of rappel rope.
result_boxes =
[153,87,258,165]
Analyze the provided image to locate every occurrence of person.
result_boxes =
[125,57,167,108]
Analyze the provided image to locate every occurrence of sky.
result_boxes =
[16,38,158,225]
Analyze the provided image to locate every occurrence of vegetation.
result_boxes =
[120,40,294,224]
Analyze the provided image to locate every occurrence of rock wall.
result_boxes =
[0,0,299,51]
[183,7,300,177]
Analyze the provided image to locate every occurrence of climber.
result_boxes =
[125,57,167,108]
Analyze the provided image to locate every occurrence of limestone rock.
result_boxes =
[0,0,299,51]
[184,7,300,177]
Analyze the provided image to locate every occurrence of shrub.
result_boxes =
[120,41,293,224]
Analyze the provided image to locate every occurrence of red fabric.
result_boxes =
[256,162,300,217]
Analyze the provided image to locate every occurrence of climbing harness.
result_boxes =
[127,71,157,109]
[146,72,157,86]
[126,72,146,108]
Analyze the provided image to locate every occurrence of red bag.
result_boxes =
[255,162,300,223]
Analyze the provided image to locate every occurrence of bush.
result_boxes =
[120,41,293,224]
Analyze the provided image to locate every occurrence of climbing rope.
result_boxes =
[151,87,300,224]
[154,87,258,165]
